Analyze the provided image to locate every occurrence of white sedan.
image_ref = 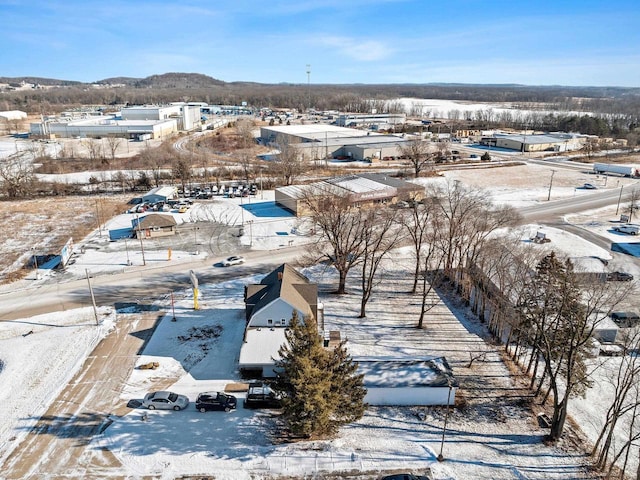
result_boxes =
[142,391,189,411]
[222,255,245,266]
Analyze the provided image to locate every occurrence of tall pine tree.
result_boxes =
[273,311,366,438]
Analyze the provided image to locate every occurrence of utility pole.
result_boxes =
[616,185,624,215]
[547,169,556,201]
[306,64,311,112]
[85,269,99,325]
[136,215,146,265]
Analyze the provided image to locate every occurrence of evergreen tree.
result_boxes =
[273,311,366,438]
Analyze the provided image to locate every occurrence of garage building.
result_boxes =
[357,357,457,406]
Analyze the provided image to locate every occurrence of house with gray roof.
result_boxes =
[240,264,319,377]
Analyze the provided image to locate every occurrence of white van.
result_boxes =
[613,224,640,235]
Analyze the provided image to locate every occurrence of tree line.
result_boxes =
[300,180,639,476]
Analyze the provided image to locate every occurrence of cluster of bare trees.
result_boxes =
[302,180,640,474]
[301,180,520,320]
[465,229,640,475]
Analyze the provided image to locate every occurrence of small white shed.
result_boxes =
[357,357,457,406]
[142,186,178,204]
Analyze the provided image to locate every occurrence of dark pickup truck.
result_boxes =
[244,382,282,409]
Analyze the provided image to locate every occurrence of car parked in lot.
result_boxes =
[244,382,282,409]
[610,311,640,327]
[582,183,597,189]
[195,392,237,412]
[142,391,189,410]
[606,271,634,281]
[222,255,245,266]
[613,224,640,235]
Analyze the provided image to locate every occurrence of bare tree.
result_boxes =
[515,253,628,441]
[271,134,305,186]
[302,191,367,294]
[173,158,192,193]
[0,151,36,198]
[401,197,437,293]
[626,187,640,222]
[235,118,256,149]
[104,135,123,164]
[430,181,520,279]
[82,138,104,164]
[358,207,401,317]
[591,327,640,472]
[398,139,433,178]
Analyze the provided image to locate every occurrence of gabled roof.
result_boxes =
[245,264,317,321]
[137,213,177,229]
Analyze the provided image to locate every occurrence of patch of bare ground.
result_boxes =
[0,195,129,283]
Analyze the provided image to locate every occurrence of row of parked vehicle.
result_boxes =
[141,383,282,412]
[185,183,259,199]
[127,198,194,214]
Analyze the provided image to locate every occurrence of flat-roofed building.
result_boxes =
[275,173,424,216]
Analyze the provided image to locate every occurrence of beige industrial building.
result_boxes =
[275,173,425,216]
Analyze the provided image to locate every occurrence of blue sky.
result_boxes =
[1,0,639,87]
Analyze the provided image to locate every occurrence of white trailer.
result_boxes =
[593,163,640,177]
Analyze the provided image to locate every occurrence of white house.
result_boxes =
[240,264,318,377]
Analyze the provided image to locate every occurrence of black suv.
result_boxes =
[607,271,634,282]
[195,392,237,412]
[610,311,640,327]
[244,382,282,409]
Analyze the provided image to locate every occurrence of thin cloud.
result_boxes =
[316,36,394,62]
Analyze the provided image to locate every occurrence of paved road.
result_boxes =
[518,183,637,223]
[1,311,168,479]
[0,245,305,320]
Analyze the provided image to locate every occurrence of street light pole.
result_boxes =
[437,383,453,462]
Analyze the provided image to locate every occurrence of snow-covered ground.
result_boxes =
[1,161,640,478]
[0,307,116,463]
[395,97,591,119]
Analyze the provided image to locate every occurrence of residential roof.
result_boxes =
[357,358,457,388]
[238,327,288,367]
[137,213,177,229]
[246,264,317,321]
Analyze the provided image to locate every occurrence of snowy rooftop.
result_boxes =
[238,327,287,366]
[357,358,457,388]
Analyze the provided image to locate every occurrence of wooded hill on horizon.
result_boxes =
[1,72,639,119]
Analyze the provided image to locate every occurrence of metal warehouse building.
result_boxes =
[481,133,583,152]
[275,173,425,216]
[260,125,411,162]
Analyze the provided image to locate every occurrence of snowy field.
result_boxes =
[1,160,640,478]
[0,228,632,478]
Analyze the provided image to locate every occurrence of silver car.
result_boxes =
[222,255,245,266]
[142,391,189,411]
